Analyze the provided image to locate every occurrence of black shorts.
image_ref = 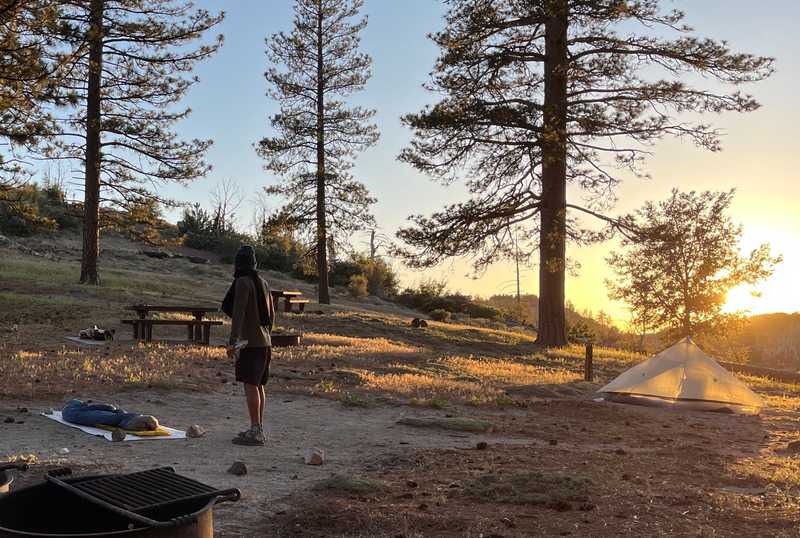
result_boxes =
[235,347,271,386]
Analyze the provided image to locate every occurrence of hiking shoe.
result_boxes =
[234,424,264,439]
[232,425,265,446]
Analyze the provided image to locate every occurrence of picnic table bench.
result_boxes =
[270,290,310,314]
[122,305,222,345]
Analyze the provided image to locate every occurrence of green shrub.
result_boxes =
[347,274,368,298]
[427,292,472,313]
[330,260,363,287]
[430,308,451,322]
[396,278,448,311]
[178,204,246,253]
[255,240,305,274]
[397,280,502,321]
[329,254,398,298]
[110,197,172,244]
[178,204,317,281]
[568,321,595,343]
[365,258,399,298]
[464,302,504,321]
[0,182,80,236]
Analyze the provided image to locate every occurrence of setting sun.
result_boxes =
[725,271,797,315]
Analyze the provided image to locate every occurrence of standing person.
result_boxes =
[222,245,275,446]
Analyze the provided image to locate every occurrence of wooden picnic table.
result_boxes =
[270,290,310,314]
[122,304,222,345]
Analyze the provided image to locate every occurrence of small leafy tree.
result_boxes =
[607,190,781,344]
[258,0,379,305]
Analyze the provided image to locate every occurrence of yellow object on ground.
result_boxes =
[94,424,172,437]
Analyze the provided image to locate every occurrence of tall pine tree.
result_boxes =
[0,1,64,194]
[42,0,223,284]
[258,0,379,305]
[398,0,773,346]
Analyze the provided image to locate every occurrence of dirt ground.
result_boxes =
[4,237,800,537]
[1,390,521,536]
[4,386,800,537]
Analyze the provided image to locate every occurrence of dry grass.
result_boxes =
[731,455,800,490]
[464,470,591,509]
[547,343,644,364]
[736,374,800,411]
[426,319,538,345]
[4,238,800,417]
[264,325,594,405]
[0,343,228,398]
[338,391,373,408]
[347,355,583,405]
[355,369,506,404]
[396,416,494,433]
[440,356,580,385]
[313,475,386,495]
[0,257,203,299]
[279,333,418,363]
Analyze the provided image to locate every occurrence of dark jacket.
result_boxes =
[228,274,275,347]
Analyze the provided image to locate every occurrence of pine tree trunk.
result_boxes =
[535,0,569,347]
[315,7,331,305]
[80,0,103,285]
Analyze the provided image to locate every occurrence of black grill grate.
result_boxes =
[67,467,220,512]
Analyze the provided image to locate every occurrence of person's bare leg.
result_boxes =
[258,385,266,427]
[244,383,260,426]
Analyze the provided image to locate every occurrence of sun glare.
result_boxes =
[724,285,761,314]
[724,269,797,315]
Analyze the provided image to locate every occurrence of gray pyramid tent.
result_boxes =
[597,337,765,415]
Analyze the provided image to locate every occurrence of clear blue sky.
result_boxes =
[176,0,451,232]
[164,1,799,321]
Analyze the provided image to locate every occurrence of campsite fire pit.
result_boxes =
[0,467,240,537]
[0,464,28,496]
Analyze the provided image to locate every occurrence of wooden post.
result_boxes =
[193,312,203,343]
[584,342,593,382]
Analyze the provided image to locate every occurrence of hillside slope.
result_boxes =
[0,232,421,344]
[741,313,800,369]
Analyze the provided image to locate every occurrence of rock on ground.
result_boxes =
[304,447,325,466]
[228,461,248,476]
[186,425,206,438]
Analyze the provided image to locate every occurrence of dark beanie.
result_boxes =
[234,245,257,271]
